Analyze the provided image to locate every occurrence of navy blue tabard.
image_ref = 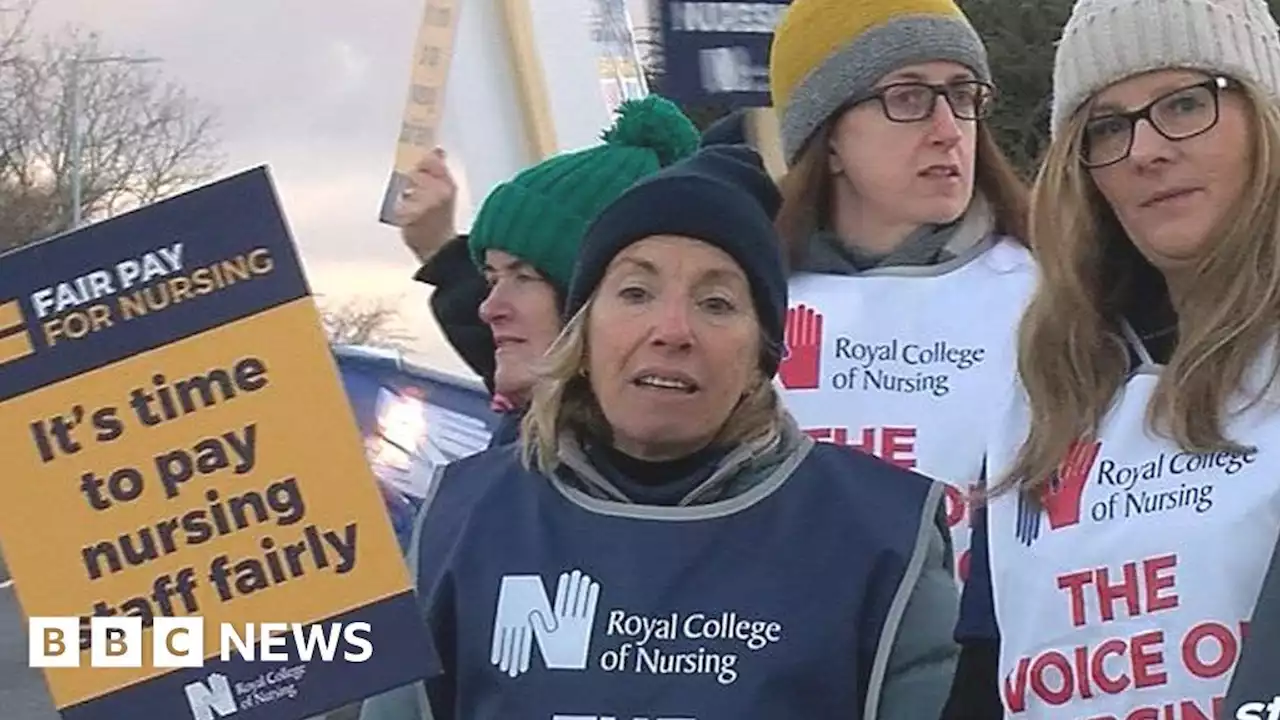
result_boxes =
[413,442,940,720]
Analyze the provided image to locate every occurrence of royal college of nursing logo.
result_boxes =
[181,664,309,717]
[490,568,793,720]
[1015,440,1102,546]
[778,304,823,391]
[490,569,601,678]
[184,673,236,720]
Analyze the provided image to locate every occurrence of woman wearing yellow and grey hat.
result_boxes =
[766,0,1036,595]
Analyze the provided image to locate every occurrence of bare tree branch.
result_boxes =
[0,23,225,250]
[319,296,417,351]
[0,0,34,69]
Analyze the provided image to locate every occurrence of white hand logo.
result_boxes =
[490,570,600,678]
[531,570,600,670]
[491,576,543,677]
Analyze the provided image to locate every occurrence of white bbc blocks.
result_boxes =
[28,617,80,668]
[29,616,205,668]
[91,616,142,668]
[154,617,205,667]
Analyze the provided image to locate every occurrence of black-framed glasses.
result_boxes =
[1079,76,1235,168]
[853,80,997,123]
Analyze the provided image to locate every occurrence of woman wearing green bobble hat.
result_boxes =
[360,100,702,720]
[396,95,701,449]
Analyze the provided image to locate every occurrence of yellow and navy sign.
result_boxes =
[0,167,436,719]
[0,298,35,364]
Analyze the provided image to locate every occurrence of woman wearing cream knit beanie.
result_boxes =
[955,0,1280,718]
[766,8,1038,712]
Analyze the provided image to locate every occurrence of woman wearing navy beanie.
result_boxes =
[360,144,960,719]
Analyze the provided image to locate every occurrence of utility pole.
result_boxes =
[67,51,160,229]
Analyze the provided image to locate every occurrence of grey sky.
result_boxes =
[29,0,656,378]
[31,0,472,374]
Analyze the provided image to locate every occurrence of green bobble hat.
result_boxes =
[467,95,700,293]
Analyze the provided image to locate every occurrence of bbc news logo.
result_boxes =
[29,617,373,668]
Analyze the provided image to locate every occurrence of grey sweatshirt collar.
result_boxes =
[550,411,812,510]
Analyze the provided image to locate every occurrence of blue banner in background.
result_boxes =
[332,345,497,550]
[657,0,790,108]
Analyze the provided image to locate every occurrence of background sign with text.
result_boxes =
[657,0,790,108]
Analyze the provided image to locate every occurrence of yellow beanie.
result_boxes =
[769,0,991,163]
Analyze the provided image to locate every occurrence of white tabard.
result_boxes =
[779,237,1036,583]
[986,328,1280,719]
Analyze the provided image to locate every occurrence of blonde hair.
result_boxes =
[990,77,1280,501]
[519,295,786,475]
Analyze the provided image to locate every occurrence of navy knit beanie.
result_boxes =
[565,144,788,377]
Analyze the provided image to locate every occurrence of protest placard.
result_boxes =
[377,0,462,225]
[0,167,437,719]
[658,0,789,107]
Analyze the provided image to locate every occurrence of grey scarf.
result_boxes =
[800,194,996,274]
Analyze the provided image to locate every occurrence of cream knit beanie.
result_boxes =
[1051,0,1280,138]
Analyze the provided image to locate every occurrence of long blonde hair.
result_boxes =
[991,78,1280,500]
[519,295,786,476]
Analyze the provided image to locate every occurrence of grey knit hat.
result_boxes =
[1051,0,1280,138]
[769,0,993,164]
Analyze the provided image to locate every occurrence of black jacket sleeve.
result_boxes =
[413,235,495,393]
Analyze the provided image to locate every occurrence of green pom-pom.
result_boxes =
[600,95,700,167]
